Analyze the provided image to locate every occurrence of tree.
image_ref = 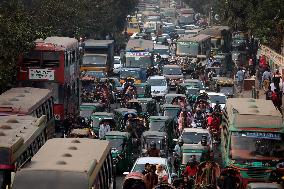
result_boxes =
[0,0,39,93]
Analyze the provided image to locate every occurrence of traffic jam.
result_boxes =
[0,0,284,189]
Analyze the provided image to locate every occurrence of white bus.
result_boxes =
[12,138,114,189]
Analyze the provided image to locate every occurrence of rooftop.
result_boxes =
[178,34,211,42]
[35,37,79,51]
[0,115,46,150]
[199,26,230,38]
[0,87,52,114]
[84,39,114,47]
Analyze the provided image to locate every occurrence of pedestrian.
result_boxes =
[272,89,283,115]
[144,165,158,189]
[262,68,272,91]
[272,69,282,91]
[265,86,273,100]
[99,122,110,139]
[183,159,198,179]
[156,164,167,183]
[236,68,244,92]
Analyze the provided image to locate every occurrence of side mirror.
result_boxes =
[123,172,130,175]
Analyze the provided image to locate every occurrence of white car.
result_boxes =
[113,56,122,74]
[181,128,213,150]
[124,157,172,184]
[206,92,227,109]
[147,75,169,98]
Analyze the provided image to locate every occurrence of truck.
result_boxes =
[81,39,114,74]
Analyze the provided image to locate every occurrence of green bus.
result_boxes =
[221,98,284,188]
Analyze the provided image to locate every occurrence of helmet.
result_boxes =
[150,141,156,149]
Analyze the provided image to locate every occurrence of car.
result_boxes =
[113,56,122,74]
[206,92,227,109]
[124,157,172,184]
[180,128,213,150]
[147,75,169,98]
[163,64,184,89]
[183,79,206,92]
[246,183,283,189]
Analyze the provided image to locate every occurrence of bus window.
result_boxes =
[42,51,60,67]
[23,51,41,66]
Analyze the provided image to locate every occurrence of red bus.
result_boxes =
[17,37,81,129]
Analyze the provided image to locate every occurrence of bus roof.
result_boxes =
[225,98,283,130]
[0,87,52,114]
[0,114,46,153]
[25,138,109,172]
[13,138,111,189]
[35,37,78,51]
[178,34,211,42]
[84,39,114,48]
[126,39,154,52]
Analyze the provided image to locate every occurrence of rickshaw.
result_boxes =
[161,104,181,120]
[127,98,157,116]
[217,167,241,189]
[141,131,168,157]
[180,144,211,174]
[91,112,115,135]
[113,108,137,131]
[81,75,96,103]
[105,131,133,173]
[122,172,146,189]
[135,83,151,98]
[68,128,93,138]
[212,77,235,97]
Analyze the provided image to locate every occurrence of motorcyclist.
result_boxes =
[146,141,160,157]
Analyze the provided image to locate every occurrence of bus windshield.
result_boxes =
[120,70,140,79]
[163,67,182,75]
[230,132,284,161]
[147,79,167,86]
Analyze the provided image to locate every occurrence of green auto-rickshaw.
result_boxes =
[105,131,133,173]
[80,103,105,116]
[149,116,176,149]
[160,104,180,120]
[114,108,137,131]
[141,131,168,157]
[135,83,151,98]
[180,144,211,175]
[127,98,157,116]
[164,94,187,104]
[91,112,115,135]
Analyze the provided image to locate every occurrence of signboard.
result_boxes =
[126,52,150,57]
[232,132,281,140]
[29,69,55,80]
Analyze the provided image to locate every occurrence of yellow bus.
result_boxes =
[12,138,114,189]
[0,115,47,189]
[127,17,140,36]
[0,87,55,139]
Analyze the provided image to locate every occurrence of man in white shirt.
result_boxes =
[99,122,110,139]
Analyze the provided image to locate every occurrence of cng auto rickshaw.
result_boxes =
[105,131,133,173]
[135,83,151,98]
[91,112,115,135]
[180,144,211,173]
[149,116,176,148]
[80,103,105,116]
[141,131,168,157]
[114,108,137,131]
[127,98,157,116]
[160,104,180,120]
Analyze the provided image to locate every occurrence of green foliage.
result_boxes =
[183,0,284,53]
[0,0,138,92]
